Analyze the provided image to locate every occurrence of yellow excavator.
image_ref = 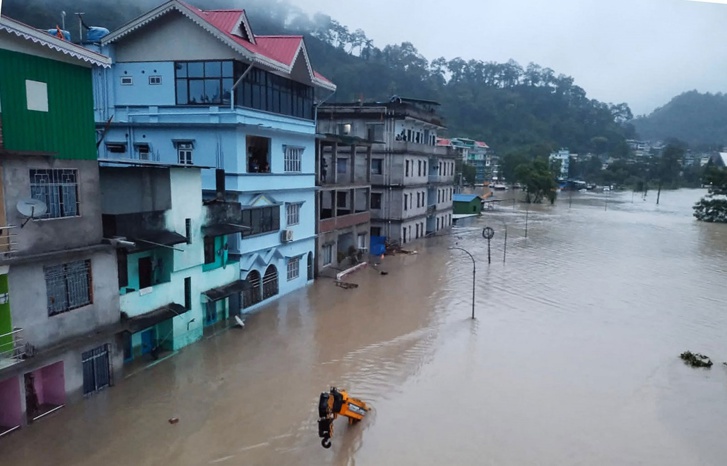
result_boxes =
[317,387,370,448]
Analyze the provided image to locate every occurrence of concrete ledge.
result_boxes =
[336,262,367,281]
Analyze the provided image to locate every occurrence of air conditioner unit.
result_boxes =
[281,229,294,243]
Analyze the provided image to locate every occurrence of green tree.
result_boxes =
[514,158,558,204]
[694,167,727,222]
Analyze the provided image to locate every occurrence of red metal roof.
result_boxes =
[437,138,452,146]
[179,2,331,83]
[475,141,490,148]
[255,36,303,66]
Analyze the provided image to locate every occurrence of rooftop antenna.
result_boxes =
[16,199,48,228]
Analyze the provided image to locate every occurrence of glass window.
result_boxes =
[371,159,383,174]
[175,62,187,78]
[188,62,204,78]
[30,169,79,218]
[204,61,222,78]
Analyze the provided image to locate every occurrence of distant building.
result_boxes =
[450,138,491,184]
[549,149,573,180]
[453,194,482,215]
[318,97,457,245]
[1,16,119,433]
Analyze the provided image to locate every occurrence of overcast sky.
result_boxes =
[290,0,727,116]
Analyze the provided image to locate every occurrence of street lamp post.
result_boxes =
[449,247,476,319]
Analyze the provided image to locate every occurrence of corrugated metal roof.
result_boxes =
[453,194,480,202]
[255,36,303,66]
[0,15,111,67]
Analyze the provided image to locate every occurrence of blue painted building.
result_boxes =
[91,0,335,312]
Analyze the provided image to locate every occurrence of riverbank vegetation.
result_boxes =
[694,167,727,223]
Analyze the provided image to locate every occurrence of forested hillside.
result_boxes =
[632,90,727,148]
[5,0,635,156]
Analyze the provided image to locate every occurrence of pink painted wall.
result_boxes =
[40,361,65,406]
[0,376,22,427]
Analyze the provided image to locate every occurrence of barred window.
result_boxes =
[287,257,300,281]
[286,203,301,226]
[45,260,92,315]
[30,169,80,218]
[284,145,304,172]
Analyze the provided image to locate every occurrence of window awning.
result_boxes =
[203,280,246,302]
[129,230,188,253]
[202,223,249,237]
[122,303,188,334]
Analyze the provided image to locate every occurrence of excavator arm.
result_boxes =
[317,387,370,449]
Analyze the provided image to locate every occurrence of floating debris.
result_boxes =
[335,281,358,290]
[168,417,180,424]
[680,351,713,368]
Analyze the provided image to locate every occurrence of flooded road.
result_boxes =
[3,189,727,466]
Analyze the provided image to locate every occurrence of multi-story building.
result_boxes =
[549,149,573,180]
[91,0,334,312]
[315,135,372,277]
[318,97,456,245]
[0,16,120,434]
[100,166,243,362]
[450,138,491,184]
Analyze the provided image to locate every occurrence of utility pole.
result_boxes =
[75,12,84,43]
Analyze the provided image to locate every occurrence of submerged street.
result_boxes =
[2,189,727,466]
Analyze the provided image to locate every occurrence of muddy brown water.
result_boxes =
[2,189,727,466]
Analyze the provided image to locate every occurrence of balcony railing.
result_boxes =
[0,225,17,256]
[0,328,26,369]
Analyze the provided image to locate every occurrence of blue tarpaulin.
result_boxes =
[370,236,386,256]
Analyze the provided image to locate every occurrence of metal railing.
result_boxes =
[0,225,17,255]
[0,328,26,367]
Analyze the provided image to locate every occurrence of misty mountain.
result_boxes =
[4,0,634,156]
[632,91,727,148]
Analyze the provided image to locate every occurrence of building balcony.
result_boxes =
[388,141,449,156]
[224,172,316,193]
[426,204,436,216]
[101,105,316,137]
[120,281,179,320]
[319,211,370,233]
[0,328,26,370]
[0,226,17,259]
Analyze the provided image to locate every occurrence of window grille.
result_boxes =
[30,169,79,218]
[284,146,304,172]
[287,257,300,281]
[45,260,92,315]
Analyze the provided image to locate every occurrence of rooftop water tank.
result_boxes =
[86,27,110,42]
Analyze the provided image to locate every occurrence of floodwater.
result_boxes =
[3,189,727,466]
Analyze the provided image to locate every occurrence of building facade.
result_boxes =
[0,16,119,435]
[318,98,456,245]
[315,135,372,277]
[450,138,490,185]
[100,166,243,362]
[91,0,334,312]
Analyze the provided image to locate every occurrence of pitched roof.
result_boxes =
[0,15,111,67]
[101,0,333,90]
[437,138,452,147]
[475,141,490,148]
[453,194,480,203]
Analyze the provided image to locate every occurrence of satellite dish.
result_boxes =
[17,198,48,228]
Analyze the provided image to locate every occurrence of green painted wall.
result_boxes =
[0,49,97,160]
[453,199,482,215]
[0,274,12,353]
[202,236,227,272]
[120,248,173,294]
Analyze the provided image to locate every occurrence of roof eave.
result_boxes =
[0,17,111,67]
